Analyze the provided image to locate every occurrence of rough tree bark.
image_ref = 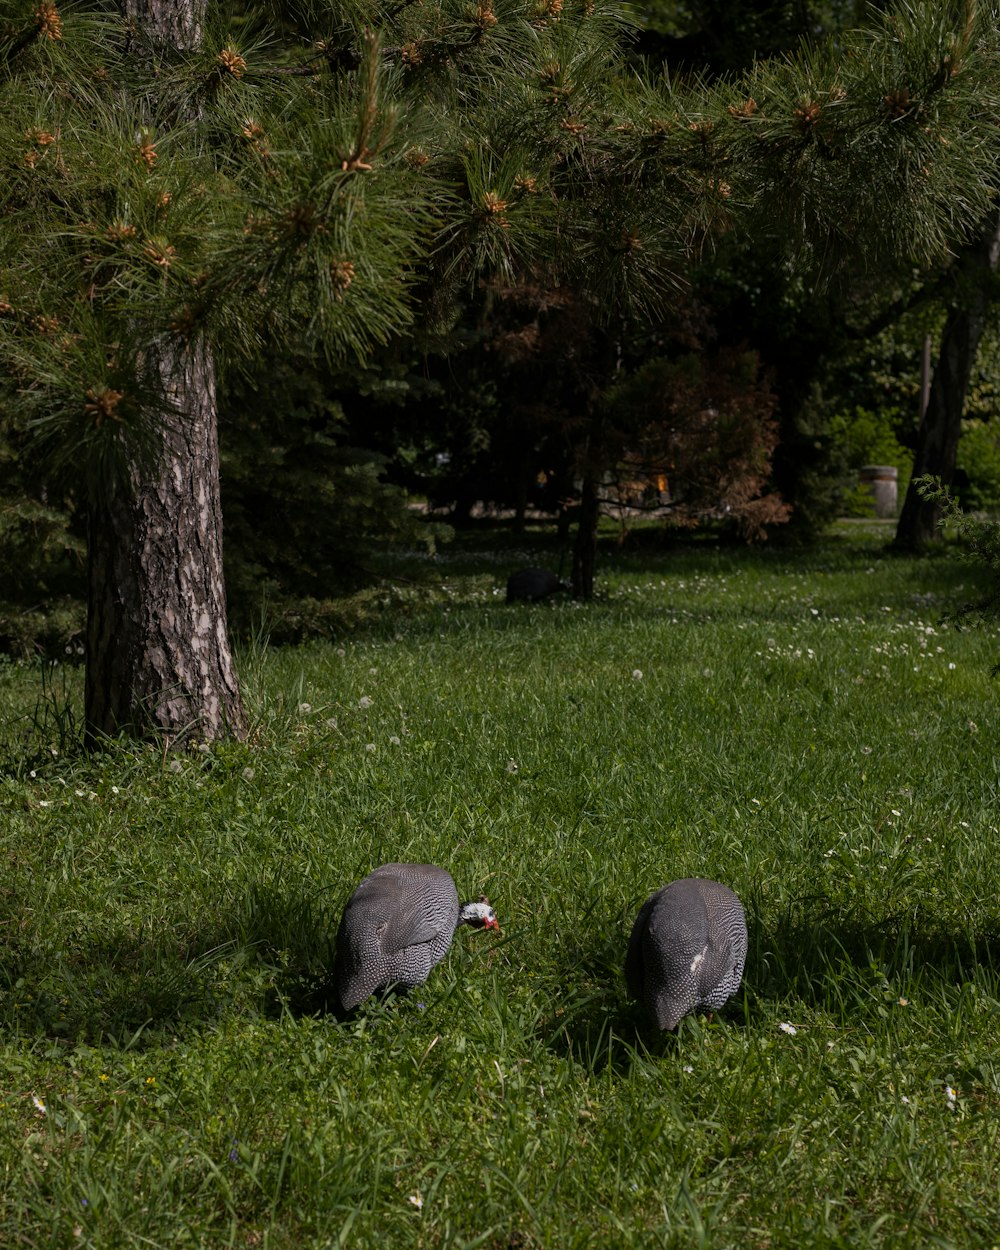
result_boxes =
[85,0,245,745]
[86,342,245,743]
[893,210,1000,553]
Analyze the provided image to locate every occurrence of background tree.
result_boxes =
[3,0,1000,737]
[894,211,1000,550]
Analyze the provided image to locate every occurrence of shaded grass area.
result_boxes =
[1,524,1000,1247]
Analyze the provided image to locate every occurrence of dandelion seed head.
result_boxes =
[358,695,373,709]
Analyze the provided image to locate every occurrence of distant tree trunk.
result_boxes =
[572,471,600,599]
[894,211,1000,552]
[85,341,245,744]
[85,0,245,744]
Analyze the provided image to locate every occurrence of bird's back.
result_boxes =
[334,863,459,1011]
[626,878,747,1030]
[506,568,567,602]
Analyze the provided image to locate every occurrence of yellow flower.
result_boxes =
[145,1076,156,1086]
[99,1073,109,1082]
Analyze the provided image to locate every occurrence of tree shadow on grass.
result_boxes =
[744,893,1000,1018]
[0,879,351,1048]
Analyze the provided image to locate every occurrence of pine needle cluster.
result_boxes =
[2,0,999,481]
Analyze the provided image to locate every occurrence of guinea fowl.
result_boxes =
[506,567,571,603]
[625,878,747,1030]
[333,862,499,1012]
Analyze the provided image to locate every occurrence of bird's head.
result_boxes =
[458,897,500,931]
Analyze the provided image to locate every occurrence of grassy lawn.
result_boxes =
[2,522,999,1249]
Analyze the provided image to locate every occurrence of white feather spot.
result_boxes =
[690,945,708,975]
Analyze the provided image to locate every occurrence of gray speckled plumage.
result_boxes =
[625,878,747,1030]
[506,568,571,602]
[333,863,498,1012]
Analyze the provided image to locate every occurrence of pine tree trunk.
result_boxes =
[85,342,245,744]
[85,0,245,744]
[893,211,1000,553]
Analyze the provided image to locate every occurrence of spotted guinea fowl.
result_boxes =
[625,878,747,1030]
[506,567,571,603]
[333,862,499,1012]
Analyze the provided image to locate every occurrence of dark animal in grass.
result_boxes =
[625,878,747,1030]
[333,862,500,1012]
[506,567,571,602]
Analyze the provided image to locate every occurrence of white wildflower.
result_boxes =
[407,1193,424,1211]
[683,1065,694,1073]
[945,1085,957,1109]
[38,800,51,808]
[31,1094,46,1114]
[507,759,518,774]
[900,1095,910,1105]
[75,789,85,797]
[111,785,120,795]
[779,1022,797,1035]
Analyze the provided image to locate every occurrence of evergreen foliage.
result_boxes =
[219,356,448,638]
[2,0,1000,642]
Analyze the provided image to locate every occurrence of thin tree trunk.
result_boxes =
[572,471,599,599]
[86,341,245,744]
[894,211,1000,552]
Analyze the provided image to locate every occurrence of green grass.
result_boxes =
[2,523,1000,1248]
